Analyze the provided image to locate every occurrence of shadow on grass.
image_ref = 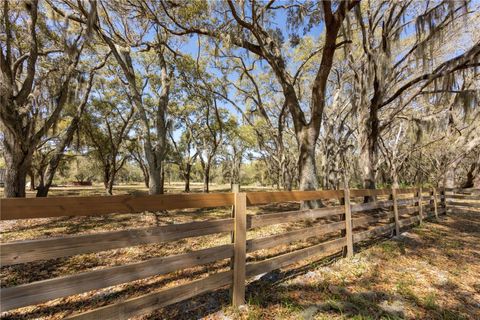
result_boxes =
[2,209,478,320]
[1,261,231,320]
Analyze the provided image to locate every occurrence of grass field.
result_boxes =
[1,187,479,319]
[0,182,267,198]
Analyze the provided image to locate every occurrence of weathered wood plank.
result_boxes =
[247,206,344,229]
[392,189,400,235]
[246,237,346,278]
[246,221,345,253]
[432,188,439,220]
[1,219,233,266]
[444,188,480,194]
[397,206,419,216]
[445,201,480,208]
[398,215,420,228]
[396,188,417,195]
[245,190,344,205]
[417,187,424,223]
[0,244,233,312]
[232,193,246,307]
[343,188,353,257]
[397,198,416,207]
[445,207,477,215]
[352,223,395,243]
[0,193,235,220]
[66,270,233,320]
[350,200,393,213]
[446,194,480,200]
[349,189,392,197]
[352,212,394,228]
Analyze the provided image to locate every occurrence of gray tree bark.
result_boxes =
[87,15,172,195]
[1,1,79,197]
[2,134,33,197]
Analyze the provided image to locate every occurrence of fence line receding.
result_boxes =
[3,187,473,319]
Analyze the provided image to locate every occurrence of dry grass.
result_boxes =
[0,182,269,198]
[216,209,480,320]
[1,188,478,320]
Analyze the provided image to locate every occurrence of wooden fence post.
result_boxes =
[417,187,423,223]
[392,188,400,235]
[229,184,240,287]
[232,192,246,307]
[432,187,439,220]
[441,188,447,215]
[230,184,240,242]
[343,188,353,257]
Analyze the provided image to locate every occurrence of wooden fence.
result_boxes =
[0,187,452,319]
[444,188,480,212]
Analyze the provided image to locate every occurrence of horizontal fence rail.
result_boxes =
[1,244,234,311]
[0,193,235,220]
[247,206,344,229]
[444,188,480,211]
[245,190,344,205]
[0,186,455,319]
[0,219,234,266]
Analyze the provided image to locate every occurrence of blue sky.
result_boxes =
[165,5,325,125]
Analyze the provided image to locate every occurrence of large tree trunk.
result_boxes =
[444,153,463,189]
[144,146,163,194]
[297,126,321,208]
[359,134,377,190]
[4,165,29,198]
[37,171,45,194]
[3,135,34,198]
[279,159,285,190]
[298,142,318,191]
[143,170,150,188]
[392,167,400,189]
[445,152,479,189]
[142,165,150,188]
[444,165,456,189]
[359,134,377,202]
[147,163,163,195]
[461,159,478,188]
[461,166,475,188]
[36,183,48,198]
[102,166,113,195]
[28,169,35,191]
[184,164,192,193]
[283,165,293,191]
[203,163,210,193]
[160,163,165,194]
[106,174,115,196]
[0,1,37,198]
[358,100,380,202]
